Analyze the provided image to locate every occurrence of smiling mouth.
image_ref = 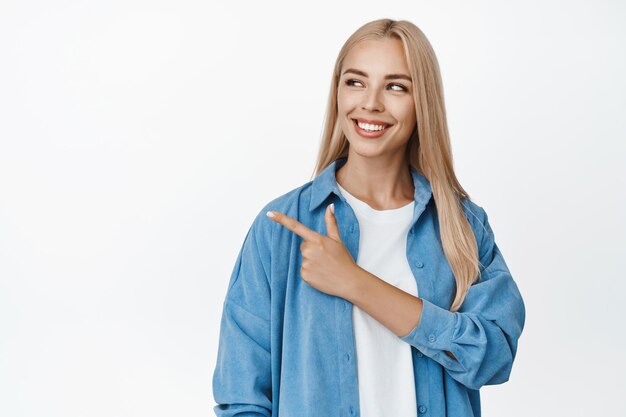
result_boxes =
[351,118,393,132]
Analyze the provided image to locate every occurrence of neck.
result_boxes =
[335,152,414,210]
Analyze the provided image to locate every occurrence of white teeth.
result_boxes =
[356,120,387,131]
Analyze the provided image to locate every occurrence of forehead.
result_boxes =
[342,38,410,75]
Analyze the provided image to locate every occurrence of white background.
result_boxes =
[1,1,625,416]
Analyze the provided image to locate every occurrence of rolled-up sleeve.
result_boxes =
[400,203,526,391]
[212,211,273,417]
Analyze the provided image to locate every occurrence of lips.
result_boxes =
[352,118,393,127]
[352,118,392,139]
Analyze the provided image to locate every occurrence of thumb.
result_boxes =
[325,203,341,241]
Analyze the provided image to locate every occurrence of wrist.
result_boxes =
[341,264,369,303]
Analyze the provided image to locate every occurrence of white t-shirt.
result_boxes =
[337,182,419,417]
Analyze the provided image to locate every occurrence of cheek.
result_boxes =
[337,88,360,109]
[336,92,349,112]
[404,112,417,128]
[395,103,417,126]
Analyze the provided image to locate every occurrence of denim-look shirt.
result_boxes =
[212,156,526,417]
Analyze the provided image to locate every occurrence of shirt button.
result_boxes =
[345,353,351,362]
[428,334,436,343]
[415,261,424,268]
[416,351,424,357]
[349,405,355,415]
[418,405,427,413]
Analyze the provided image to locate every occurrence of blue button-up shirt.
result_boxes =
[212,156,526,417]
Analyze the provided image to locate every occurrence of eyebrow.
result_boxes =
[342,68,412,82]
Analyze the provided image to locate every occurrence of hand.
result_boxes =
[266,203,360,299]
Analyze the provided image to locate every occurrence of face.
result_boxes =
[337,37,417,159]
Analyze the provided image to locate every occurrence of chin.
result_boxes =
[348,142,388,158]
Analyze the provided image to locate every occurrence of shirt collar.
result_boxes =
[309,156,433,213]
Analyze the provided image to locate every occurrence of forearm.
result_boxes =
[344,266,457,361]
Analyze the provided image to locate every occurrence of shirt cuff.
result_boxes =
[399,297,458,356]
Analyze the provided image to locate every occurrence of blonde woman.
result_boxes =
[212,18,525,417]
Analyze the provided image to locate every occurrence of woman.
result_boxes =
[212,18,526,417]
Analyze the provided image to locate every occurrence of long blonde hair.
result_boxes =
[312,18,479,312]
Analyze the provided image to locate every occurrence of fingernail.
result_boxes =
[266,211,275,218]
[330,203,335,214]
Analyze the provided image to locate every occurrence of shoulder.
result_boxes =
[249,179,316,239]
[460,197,490,236]
[460,196,496,254]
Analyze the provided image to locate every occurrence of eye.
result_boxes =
[389,83,408,92]
[345,79,364,87]
[344,79,408,92]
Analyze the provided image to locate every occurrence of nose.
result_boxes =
[361,87,384,112]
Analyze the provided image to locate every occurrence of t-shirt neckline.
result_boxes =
[337,182,414,223]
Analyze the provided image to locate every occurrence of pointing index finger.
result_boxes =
[266,210,319,241]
